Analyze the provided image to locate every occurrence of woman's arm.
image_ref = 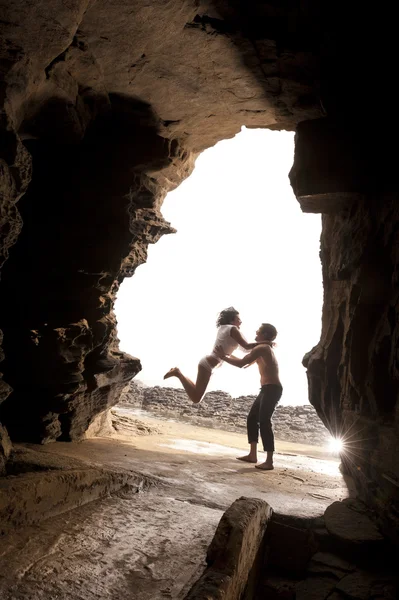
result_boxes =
[230,326,258,350]
[215,344,265,368]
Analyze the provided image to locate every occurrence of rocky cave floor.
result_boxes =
[1,411,395,600]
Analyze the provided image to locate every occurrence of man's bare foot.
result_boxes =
[237,455,257,463]
[163,367,179,380]
[255,462,274,471]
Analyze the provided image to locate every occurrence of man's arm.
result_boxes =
[217,344,265,368]
[230,327,260,351]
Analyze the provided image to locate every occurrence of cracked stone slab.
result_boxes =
[324,501,384,545]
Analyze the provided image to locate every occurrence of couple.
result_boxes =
[164,307,283,471]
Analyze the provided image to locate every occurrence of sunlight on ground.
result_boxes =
[159,438,340,477]
[116,127,322,404]
[160,439,239,456]
[274,452,340,477]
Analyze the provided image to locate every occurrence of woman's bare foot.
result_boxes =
[255,461,274,471]
[163,367,180,380]
[237,455,257,463]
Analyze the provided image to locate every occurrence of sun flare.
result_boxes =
[328,436,344,454]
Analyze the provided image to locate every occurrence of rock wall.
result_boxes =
[0,424,12,476]
[290,120,399,541]
[0,99,189,442]
[119,382,331,447]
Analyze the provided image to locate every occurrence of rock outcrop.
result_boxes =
[0,0,398,544]
[290,120,399,543]
[259,499,397,600]
[119,382,331,447]
[187,496,397,600]
[0,424,12,475]
[186,497,272,600]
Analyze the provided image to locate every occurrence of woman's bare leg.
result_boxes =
[164,368,180,380]
[163,365,211,404]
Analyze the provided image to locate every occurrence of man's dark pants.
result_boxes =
[247,384,283,451]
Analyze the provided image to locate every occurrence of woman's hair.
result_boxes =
[260,323,277,347]
[216,307,239,327]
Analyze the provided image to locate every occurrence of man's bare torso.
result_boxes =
[256,344,281,386]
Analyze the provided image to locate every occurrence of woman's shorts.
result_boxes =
[198,356,220,373]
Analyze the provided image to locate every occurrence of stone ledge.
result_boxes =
[0,449,152,536]
[184,497,272,600]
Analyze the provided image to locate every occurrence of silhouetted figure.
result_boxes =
[216,323,282,470]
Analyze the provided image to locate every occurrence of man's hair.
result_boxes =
[259,323,277,346]
[216,307,239,327]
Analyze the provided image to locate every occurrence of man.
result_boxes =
[216,323,282,470]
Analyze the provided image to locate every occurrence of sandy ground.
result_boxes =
[0,412,353,600]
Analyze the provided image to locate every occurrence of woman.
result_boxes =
[163,307,258,404]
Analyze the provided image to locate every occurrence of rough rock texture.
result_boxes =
[0,0,398,548]
[0,127,29,457]
[185,496,272,600]
[185,499,397,600]
[290,120,399,543]
[0,424,11,475]
[0,111,183,441]
[258,505,397,600]
[325,500,384,544]
[119,382,331,446]
[0,445,154,536]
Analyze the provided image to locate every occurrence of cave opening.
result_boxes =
[115,127,323,406]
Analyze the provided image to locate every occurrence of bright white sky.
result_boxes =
[115,127,322,405]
